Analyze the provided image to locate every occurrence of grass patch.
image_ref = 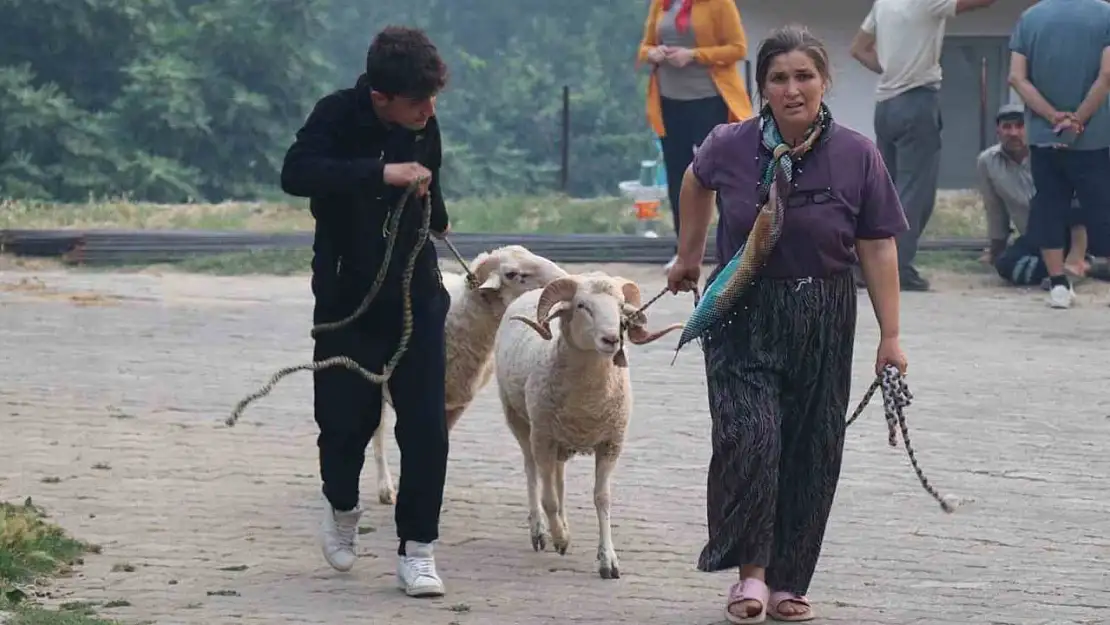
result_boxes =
[914,249,993,274]
[0,194,648,236]
[1,190,990,278]
[1,498,118,625]
[173,248,313,276]
[145,247,994,278]
[0,190,987,238]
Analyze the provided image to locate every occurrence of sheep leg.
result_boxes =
[372,397,396,506]
[535,445,570,555]
[554,459,569,536]
[505,408,547,551]
[593,447,621,579]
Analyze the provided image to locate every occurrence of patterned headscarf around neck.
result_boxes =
[757,101,832,204]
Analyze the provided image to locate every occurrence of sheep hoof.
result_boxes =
[553,536,569,555]
[377,486,396,506]
[529,515,549,551]
[598,548,620,579]
[531,532,547,552]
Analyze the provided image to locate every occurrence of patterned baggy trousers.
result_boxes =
[697,268,856,596]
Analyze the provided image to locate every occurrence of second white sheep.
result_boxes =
[494,271,682,579]
[371,245,568,504]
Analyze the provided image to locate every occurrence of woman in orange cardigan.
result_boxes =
[638,0,754,270]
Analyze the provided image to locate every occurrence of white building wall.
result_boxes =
[734,0,1035,140]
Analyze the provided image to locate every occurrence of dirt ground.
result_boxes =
[1,262,1108,625]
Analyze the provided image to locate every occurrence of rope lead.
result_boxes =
[227,180,474,427]
[847,364,967,513]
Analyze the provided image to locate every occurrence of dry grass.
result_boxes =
[0,277,124,307]
[0,190,987,238]
[0,190,989,278]
[0,195,640,236]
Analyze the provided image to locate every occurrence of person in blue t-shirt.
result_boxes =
[1008,0,1110,309]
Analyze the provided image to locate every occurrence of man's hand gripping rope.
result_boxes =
[226,178,478,427]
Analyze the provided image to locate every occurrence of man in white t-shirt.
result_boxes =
[850,0,998,291]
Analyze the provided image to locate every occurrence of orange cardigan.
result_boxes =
[637,0,754,136]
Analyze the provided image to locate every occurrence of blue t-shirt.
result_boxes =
[1009,0,1110,150]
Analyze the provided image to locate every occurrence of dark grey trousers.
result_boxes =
[874,86,943,270]
[697,269,856,595]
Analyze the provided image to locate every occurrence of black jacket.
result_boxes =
[280,74,450,323]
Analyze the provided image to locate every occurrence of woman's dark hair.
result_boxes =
[754,24,832,103]
[365,26,448,100]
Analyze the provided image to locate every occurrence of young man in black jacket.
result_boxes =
[279,26,451,597]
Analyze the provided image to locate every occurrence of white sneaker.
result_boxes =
[320,500,361,572]
[396,541,445,597]
[1047,283,1075,309]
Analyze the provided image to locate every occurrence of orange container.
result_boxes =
[634,199,660,220]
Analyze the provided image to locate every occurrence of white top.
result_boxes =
[861,0,957,101]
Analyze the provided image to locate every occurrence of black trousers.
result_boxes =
[659,95,730,240]
[995,201,1090,286]
[313,284,450,546]
[697,269,856,595]
[1029,146,1110,257]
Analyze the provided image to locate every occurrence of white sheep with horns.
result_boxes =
[493,271,683,579]
[371,245,568,505]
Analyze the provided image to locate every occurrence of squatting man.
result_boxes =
[977,103,1096,287]
[279,26,454,598]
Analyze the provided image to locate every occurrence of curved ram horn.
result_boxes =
[627,322,684,345]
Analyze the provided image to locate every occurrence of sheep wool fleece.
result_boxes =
[696,267,855,596]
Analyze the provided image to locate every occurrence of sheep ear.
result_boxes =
[477,273,501,292]
[542,300,572,325]
[510,314,553,340]
[618,279,642,308]
[470,252,500,285]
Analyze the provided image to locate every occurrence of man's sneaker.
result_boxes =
[1048,283,1075,309]
[397,541,445,598]
[320,501,361,572]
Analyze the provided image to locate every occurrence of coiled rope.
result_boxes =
[847,364,966,513]
[226,179,476,427]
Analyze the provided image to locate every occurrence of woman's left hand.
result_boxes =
[665,47,695,67]
[875,336,907,376]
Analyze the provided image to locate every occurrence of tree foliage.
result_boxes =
[0,0,662,203]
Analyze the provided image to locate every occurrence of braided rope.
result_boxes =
[226,180,474,427]
[617,284,699,361]
[847,364,966,513]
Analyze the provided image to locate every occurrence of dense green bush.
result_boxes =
[0,0,661,204]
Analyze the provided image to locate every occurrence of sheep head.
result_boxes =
[510,273,682,367]
[469,245,567,313]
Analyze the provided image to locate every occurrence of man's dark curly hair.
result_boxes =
[366,26,448,100]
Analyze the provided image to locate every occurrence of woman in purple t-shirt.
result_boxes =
[666,25,909,623]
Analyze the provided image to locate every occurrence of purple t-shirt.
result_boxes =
[691,118,909,279]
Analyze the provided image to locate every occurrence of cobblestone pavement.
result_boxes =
[1,265,1108,625]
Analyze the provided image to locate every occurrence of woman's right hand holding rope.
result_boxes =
[666,256,700,295]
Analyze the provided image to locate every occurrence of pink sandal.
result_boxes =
[768,591,815,622]
[726,577,769,624]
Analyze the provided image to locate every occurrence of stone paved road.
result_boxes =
[1,265,1108,625]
